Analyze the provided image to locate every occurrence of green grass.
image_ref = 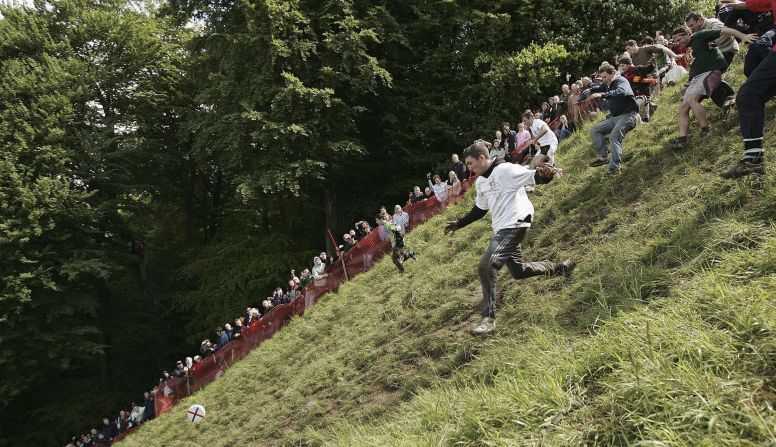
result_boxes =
[119,57,776,446]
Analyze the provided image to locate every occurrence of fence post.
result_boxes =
[327,228,349,282]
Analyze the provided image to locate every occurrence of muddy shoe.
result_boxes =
[557,260,576,278]
[720,160,765,179]
[589,158,608,167]
[668,137,687,151]
[472,317,496,335]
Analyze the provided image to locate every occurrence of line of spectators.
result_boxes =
[65,5,776,443]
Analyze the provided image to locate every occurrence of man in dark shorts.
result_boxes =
[669,25,756,149]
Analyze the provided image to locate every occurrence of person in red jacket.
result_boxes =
[720,0,776,178]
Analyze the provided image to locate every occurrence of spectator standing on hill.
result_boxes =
[451,154,468,181]
[447,171,462,197]
[567,83,583,125]
[216,327,229,348]
[685,12,740,67]
[410,185,425,203]
[443,141,575,335]
[515,122,531,162]
[423,186,435,200]
[500,122,518,160]
[559,84,571,114]
[375,213,415,273]
[341,234,356,252]
[587,64,640,175]
[319,251,329,268]
[547,96,561,121]
[393,205,409,234]
[312,256,328,287]
[540,101,552,121]
[668,25,756,150]
[720,0,774,178]
[489,140,506,161]
[142,393,155,421]
[579,76,594,100]
[100,418,117,443]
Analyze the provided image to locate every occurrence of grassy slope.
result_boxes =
[121,58,776,446]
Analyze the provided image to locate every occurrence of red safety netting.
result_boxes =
[147,176,476,423]
[127,98,599,439]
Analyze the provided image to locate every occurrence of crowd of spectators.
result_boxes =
[64,3,775,444]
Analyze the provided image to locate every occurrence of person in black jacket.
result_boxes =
[587,63,640,175]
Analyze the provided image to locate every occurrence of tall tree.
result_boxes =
[0,1,190,444]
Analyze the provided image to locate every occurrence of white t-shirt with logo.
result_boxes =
[530,119,558,148]
[475,163,536,233]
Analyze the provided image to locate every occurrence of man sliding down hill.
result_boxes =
[443,141,575,335]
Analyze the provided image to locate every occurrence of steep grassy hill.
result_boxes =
[120,58,775,446]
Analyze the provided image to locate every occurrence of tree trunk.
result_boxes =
[185,163,195,242]
[98,288,111,388]
[202,173,210,244]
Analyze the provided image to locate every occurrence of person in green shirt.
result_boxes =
[375,213,415,273]
[668,25,756,150]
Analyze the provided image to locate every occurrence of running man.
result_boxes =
[443,141,575,335]
[376,213,415,273]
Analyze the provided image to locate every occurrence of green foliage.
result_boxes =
[0,1,191,445]
[482,43,571,122]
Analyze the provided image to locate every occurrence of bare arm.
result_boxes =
[658,45,680,59]
[528,124,549,145]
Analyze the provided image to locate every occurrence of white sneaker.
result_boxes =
[472,317,496,335]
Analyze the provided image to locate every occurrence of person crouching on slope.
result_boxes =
[443,141,575,335]
[376,213,415,273]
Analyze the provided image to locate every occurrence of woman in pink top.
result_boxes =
[516,122,531,152]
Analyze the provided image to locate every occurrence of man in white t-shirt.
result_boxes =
[443,141,575,335]
[521,110,559,166]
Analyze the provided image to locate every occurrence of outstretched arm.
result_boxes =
[659,45,681,59]
[444,206,487,235]
[721,26,758,44]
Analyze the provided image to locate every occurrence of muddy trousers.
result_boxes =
[479,227,560,319]
[392,246,408,273]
